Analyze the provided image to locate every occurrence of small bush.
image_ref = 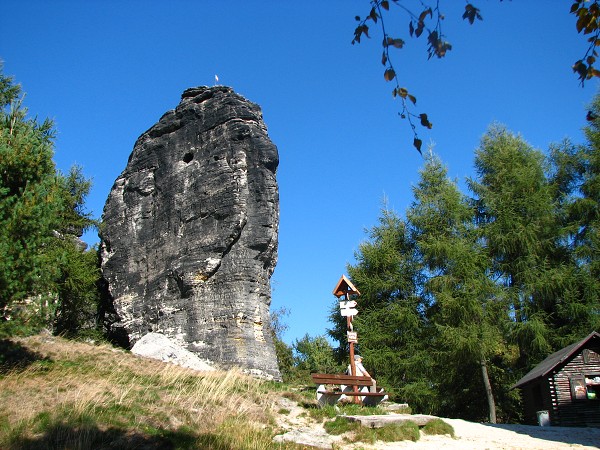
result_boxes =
[422,418,455,437]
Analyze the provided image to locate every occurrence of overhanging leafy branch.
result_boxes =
[354,1,600,154]
[353,1,478,154]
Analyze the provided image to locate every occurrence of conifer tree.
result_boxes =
[548,97,600,343]
[407,154,513,423]
[0,68,99,336]
[0,70,62,321]
[468,126,561,370]
[341,208,435,411]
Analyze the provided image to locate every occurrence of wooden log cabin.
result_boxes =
[513,331,600,427]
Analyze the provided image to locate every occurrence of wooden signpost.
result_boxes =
[333,275,361,402]
[311,275,387,407]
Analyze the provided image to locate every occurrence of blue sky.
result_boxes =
[2,1,598,346]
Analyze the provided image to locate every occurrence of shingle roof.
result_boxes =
[513,331,600,389]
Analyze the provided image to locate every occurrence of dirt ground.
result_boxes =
[273,397,600,449]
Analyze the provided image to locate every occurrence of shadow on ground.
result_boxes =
[0,339,50,373]
[485,422,600,448]
[7,422,218,450]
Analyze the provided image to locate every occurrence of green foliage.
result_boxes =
[0,67,100,338]
[47,241,100,337]
[338,96,600,422]
[0,70,62,316]
[409,154,511,422]
[293,334,343,375]
[341,207,435,410]
[469,125,569,371]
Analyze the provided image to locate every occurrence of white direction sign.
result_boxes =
[347,331,358,343]
[339,300,358,317]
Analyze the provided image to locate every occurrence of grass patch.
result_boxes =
[308,402,388,421]
[422,418,455,437]
[0,334,300,449]
[323,416,360,435]
[352,421,420,444]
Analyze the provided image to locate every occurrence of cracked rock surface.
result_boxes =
[100,86,281,380]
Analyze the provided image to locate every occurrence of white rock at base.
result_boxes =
[131,332,215,372]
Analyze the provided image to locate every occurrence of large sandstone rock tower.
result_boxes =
[100,86,281,380]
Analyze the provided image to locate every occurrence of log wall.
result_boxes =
[549,348,600,427]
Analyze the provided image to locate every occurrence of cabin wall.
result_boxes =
[521,379,554,425]
[551,347,600,427]
[521,377,556,425]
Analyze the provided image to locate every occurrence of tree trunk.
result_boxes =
[481,355,497,423]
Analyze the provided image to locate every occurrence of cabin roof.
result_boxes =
[513,331,600,389]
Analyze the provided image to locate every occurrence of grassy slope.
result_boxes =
[0,334,298,450]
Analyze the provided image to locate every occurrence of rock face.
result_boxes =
[100,86,281,380]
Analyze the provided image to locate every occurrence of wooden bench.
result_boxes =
[311,373,388,406]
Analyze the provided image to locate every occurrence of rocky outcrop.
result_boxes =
[100,86,281,380]
[131,332,215,372]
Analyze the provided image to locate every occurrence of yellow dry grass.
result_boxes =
[0,333,290,449]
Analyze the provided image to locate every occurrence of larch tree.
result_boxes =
[468,126,561,370]
[407,154,510,423]
[548,95,600,343]
[339,208,435,412]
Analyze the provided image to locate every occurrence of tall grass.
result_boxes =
[0,334,298,449]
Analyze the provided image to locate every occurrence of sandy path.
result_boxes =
[273,397,600,449]
[374,418,600,449]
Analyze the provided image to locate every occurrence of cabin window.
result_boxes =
[584,373,600,400]
[570,375,587,400]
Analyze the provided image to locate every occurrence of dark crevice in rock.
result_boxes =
[168,270,194,299]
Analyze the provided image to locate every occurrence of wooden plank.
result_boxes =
[311,373,372,385]
[317,390,387,397]
[312,379,370,386]
[311,373,371,382]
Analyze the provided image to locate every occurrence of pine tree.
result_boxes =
[0,68,99,336]
[0,70,62,322]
